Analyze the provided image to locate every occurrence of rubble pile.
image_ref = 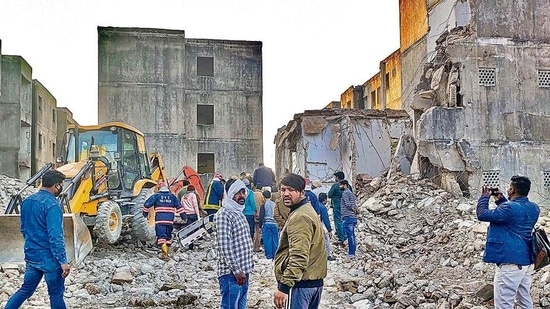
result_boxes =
[0,174,37,213]
[1,173,550,308]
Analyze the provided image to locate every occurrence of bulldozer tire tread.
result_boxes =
[93,200,122,244]
[131,188,156,242]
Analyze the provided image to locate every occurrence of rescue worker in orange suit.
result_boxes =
[143,182,187,256]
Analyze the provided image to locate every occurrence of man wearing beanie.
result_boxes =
[273,173,327,309]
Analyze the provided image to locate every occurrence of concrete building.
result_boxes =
[0,51,33,180]
[274,109,412,183]
[32,80,57,174]
[400,0,550,204]
[98,27,263,180]
[364,50,402,110]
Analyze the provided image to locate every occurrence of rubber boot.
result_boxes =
[161,243,169,256]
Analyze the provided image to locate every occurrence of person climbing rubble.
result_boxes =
[143,182,187,256]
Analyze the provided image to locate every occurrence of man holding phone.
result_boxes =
[477,175,540,308]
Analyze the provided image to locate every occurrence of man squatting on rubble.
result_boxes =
[215,178,254,309]
[477,175,540,308]
[274,173,327,309]
[143,182,187,255]
[5,170,70,309]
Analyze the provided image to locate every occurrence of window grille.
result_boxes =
[543,171,550,188]
[479,68,496,86]
[538,70,550,88]
[482,170,500,189]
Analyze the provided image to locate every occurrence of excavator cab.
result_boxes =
[0,122,164,265]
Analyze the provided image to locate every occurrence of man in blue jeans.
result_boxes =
[5,170,70,309]
[339,180,358,258]
[215,178,254,309]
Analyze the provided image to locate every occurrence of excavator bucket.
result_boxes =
[0,214,93,265]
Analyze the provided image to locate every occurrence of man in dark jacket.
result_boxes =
[328,171,346,243]
[477,175,540,308]
[143,182,186,256]
[5,170,70,309]
[203,172,225,222]
[252,163,276,191]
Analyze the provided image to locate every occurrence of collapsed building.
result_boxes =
[273,109,412,183]
[400,0,550,205]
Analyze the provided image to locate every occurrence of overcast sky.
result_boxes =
[0,0,399,169]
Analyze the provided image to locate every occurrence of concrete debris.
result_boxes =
[1,173,550,308]
[0,174,37,214]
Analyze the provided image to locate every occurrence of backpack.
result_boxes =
[532,227,550,271]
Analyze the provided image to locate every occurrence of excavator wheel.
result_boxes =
[130,188,156,242]
[93,200,123,244]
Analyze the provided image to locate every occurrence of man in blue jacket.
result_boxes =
[143,182,187,256]
[5,170,70,309]
[477,175,540,308]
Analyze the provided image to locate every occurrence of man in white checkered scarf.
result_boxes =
[215,178,255,309]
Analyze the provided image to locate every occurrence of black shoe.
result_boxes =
[327,256,336,261]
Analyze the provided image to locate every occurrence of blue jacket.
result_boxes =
[203,179,224,211]
[318,202,332,232]
[243,189,257,216]
[143,191,186,225]
[20,189,67,265]
[305,190,321,215]
[477,195,540,265]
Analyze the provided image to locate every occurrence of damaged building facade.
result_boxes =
[98,27,263,179]
[400,0,550,204]
[274,109,412,183]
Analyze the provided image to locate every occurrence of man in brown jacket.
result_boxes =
[273,173,327,309]
[272,191,290,230]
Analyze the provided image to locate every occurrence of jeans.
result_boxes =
[323,231,332,257]
[183,214,199,249]
[5,259,66,309]
[343,217,357,256]
[333,206,346,242]
[494,264,534,308]
[245,215,255,239]
[262,223,279,259]
[287,286,323,309]
[218,273,249,309]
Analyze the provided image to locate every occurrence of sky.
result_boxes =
[0,0,400,169]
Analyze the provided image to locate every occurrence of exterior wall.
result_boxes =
[340,86,364,109]
[364,74,381,109]
[98,27,263,178]
[363,50,402,110]
[55,107,76,157]
[399,0,429,52]
[427,0,471,56]
[0,56,32,179]
[383,50,402,110]
[400,38,427,111]
[476,0,550,41]
[32,80,57,174]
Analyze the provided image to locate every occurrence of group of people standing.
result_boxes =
[211,166,359,309]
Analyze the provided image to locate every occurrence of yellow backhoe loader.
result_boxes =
[0,122,167,264]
